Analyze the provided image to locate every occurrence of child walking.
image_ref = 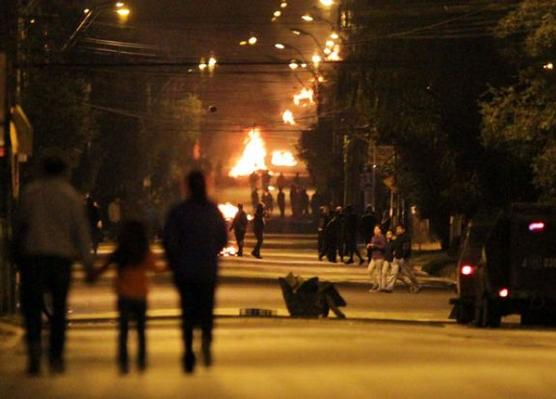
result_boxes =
[92,220,160,374]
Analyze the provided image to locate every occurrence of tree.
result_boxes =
[481,0,556,199]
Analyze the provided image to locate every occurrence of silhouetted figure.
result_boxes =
[380,210,392,234]
[289,185,299,217]
[343,205,365,265]
[163,171,228,374]
[336,206,346,262]
[310,191,321,219]
[92,221,161,374]
[248,171,259,190]
[230,203,248,256]
[360,206,377,260]
[300,188,310,217]
[293,172,301,187]
[325,208,340,262]
[85,195,102,254]
[317,207,330,261]
[14,156,93,375]
[261,170,271,191]
[277,172,286,190]
[251,203,265,259]
[262,190,274,215]
[108,197,122,239]
[277,188,286,218]
[250,188,259,211]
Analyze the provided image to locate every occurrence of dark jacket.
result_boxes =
[231,210,248,233]
[343,214,358,242]
[384,239,395,262]
[253,213,265,236]
[163,199,227,283]
[393,232,411,260]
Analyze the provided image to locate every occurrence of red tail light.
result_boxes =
[461,265,474,276]
[529,222,545,232]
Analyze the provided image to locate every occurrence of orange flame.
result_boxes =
[293,88,314,107]
[271,150,298,167]
[229,128,268,177]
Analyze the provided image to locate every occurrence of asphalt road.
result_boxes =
[68,278,454,321]
[2,318,556,399]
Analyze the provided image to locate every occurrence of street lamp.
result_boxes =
[63,1,130,51]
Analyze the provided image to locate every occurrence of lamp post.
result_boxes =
[62,1,130,51]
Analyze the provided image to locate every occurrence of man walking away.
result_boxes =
[393,224,420,293]
[251,203,265,259]
[230,203,248,256]
[343,205,365,265]
[277,188,286,218]
[14,156,93,375]
[163,171,228,374]
[248,171,259,191]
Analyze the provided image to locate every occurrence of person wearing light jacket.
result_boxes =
[14,156,93,375]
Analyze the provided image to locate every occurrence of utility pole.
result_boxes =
[0,0,19,314]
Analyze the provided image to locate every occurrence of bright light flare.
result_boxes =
[282,109,296,125]
[229,128,268,177]
[461,265,474,276]
[248,36,258,45]
[115,2,125,7]
[218,202,239,221]
[325,40,335,48]
[274,10,282,17]
[275,43,285,50]
[498,288,509,298]
[293,87,314,106]
[116,7,130,17]
[529,222,545,232]
[543,62,554,70]
[320,0,335,7]
[301,14,314,22]
[280,2,288,8]
[312,54,322,67]
[330,32,339,40]
[288,61,299,70]
[272,151,298,167]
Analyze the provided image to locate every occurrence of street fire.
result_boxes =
[293,88,314,106]
[282,109,296,125]
[229,128,268,177]
[271,150,298,167]
[218,202,239,221]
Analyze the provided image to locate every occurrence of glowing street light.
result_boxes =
[312,54,322,67]
[280,2,288,8]
[544,62,554,70]
[199,58,208,71]
[289,61,299,70]
[301,14,314,22]
[239,40,248,46]
[319,0,335,6]
[330,32,339,40]
[275,43,286,50]
[116,7,130,17]
[248,36,258,45]
[274,10,282,17]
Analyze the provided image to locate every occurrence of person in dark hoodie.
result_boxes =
[251,203,265,259]
[392,224,420,293]
[163,171,228,374]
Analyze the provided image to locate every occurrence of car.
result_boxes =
[451,216,495,324]
[451,204,556,327]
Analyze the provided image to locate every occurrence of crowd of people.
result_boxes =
[13,158,227,376]
[317,205,420,294]
[248,171,321,219]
